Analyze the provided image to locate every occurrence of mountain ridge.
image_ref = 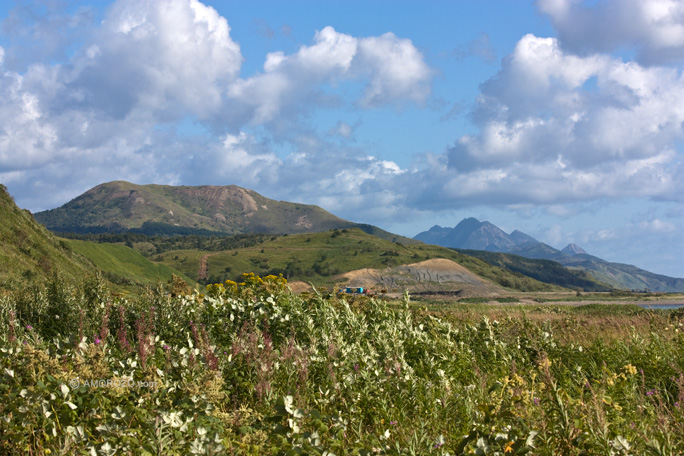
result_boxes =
[35,181,349,235]
[414,218,684,292]
[34,181,418,244]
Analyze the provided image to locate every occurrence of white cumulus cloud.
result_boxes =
[432,33,684,208]
[76,0,242,120]
[356,32,432,107]
[538,0,684,65]
[0,0,433,214]
[223,26,432,128]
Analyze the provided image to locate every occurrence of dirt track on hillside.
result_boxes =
[197,255,209,281]
[197,254,221,281]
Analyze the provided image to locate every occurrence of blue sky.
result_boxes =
[1,0,683,278]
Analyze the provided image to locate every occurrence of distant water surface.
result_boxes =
[637,303,684,310]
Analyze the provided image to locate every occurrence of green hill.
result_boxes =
[0,184,93,290]
[34,181,418,241]
[148,228,564,292]
[62,239,195,289]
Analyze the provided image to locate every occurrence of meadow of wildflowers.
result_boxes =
[1,273,683,455]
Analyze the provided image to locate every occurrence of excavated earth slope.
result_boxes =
[338,258,504,297]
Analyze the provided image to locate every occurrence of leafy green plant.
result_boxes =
[1,274,683,454]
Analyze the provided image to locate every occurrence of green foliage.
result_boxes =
[58,231,275,256]
[1,274,684,454]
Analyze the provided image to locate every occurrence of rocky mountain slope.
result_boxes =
[34,181,348,235]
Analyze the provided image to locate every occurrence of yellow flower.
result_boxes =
[504,440,515,453]
[510,373,525,386]
[538,357,552,369]
[623,364,638,375]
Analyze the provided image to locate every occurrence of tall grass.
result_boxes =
[1,274,682,454]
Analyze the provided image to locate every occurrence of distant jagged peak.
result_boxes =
[509,229,538,245]
[454,217,483,230]
[477,221,511,239]
[561,243,588,256]
[480,220,500,229]
[427,224,447,231]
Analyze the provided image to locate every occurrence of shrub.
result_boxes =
[0,274,682,454]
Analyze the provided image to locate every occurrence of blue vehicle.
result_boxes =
[340,287,365,294]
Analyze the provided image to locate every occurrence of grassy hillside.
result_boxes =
[35,181,357,235]
[0,184,93,291]
[150,228,563,292]
[63,239,195,289]
[350,223,421,244]
[455,249,613,291]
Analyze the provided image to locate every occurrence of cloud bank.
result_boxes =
[0,0,682,262]
[0,0,431,212]
[431,33,684,208]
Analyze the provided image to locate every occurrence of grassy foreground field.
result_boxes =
[1,275,683,455]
